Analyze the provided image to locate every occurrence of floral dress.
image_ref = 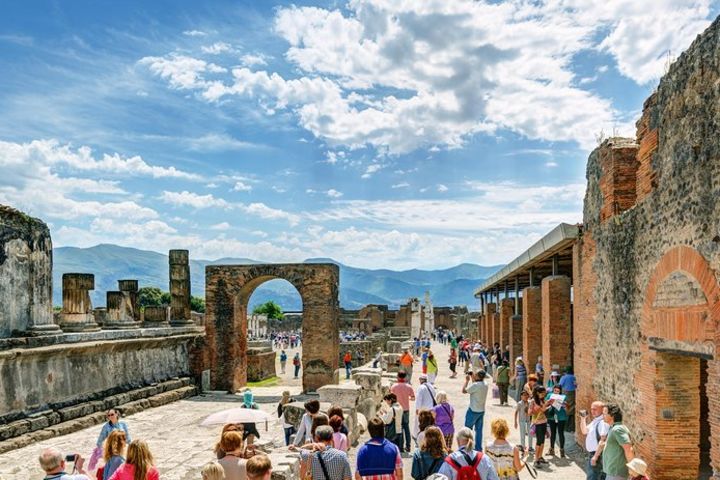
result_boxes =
[485,441,519,480]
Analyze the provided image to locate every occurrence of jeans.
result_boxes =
[464,409,485,451]
[586,453,606,480]
[284,426,296,446]
[345,362,352,379]
[548,419,566,449]
[294,365,300,378]
[519,420,533,450]
[402,410,411,451]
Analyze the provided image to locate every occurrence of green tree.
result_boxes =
[252,300,284,319]
[190,295,206,313]
[138,287,165,307]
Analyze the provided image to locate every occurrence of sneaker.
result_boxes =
[560,448,565,458]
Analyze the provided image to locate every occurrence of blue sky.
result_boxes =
[1,0,718,269]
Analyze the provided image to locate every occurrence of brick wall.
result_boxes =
[598,139,639,222]
[485,303,497,346]
[509,315,523,373]
[522,287,542,372]
[635,93,658,203]
[499,298,514,351]
[541,275,572,375]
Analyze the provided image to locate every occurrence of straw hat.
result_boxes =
[626,458,648,476]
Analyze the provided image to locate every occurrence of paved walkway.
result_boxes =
[1,340,587,479]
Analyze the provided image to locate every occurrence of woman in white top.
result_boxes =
[484,418,523,480]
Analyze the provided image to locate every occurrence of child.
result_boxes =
[514,390,533,453]
[448,349,458,378]
[627,458,649,480]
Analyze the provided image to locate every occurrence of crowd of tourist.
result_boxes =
[38,328,648,480]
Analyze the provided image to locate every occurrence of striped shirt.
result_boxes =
[301,446,352,480]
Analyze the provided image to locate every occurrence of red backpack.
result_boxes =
[445,450,483,480]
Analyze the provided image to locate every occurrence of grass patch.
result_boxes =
[247,376,281,388]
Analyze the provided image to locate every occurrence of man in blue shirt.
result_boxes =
[559,366,577,432]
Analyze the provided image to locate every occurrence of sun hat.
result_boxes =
[550,371,560,377]
[418,373,428,380]
[626,458,647,476]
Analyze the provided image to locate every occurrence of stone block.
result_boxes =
[317,384,362,409]
[386,341,402,353]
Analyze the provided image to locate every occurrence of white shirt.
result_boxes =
[416,382,437,410]
[379,403,404,432]
[585,416,610,452]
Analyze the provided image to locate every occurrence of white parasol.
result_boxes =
[201,408,274,427]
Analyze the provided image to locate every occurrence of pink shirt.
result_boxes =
[108,464,160,480]
[333,431,349,451]
[390,381,415,411]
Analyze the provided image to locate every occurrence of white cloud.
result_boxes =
[183,30,207,37]
[241,53,269,67]
[160,190,232,209]
[186,133,262,151]
[361,163,383,179]
[145,1,715,153]
[545,161,559,168]
[326,189,343,198]
[210,222,231,230]
[437,184,449,193]
[139,54,226,90]
[392,182,410,189]
[233,181,253,192]
[201,42,232,54]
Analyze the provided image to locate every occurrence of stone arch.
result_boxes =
[637,245,720,479]
[205,263,340,393]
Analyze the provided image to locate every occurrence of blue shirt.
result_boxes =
[96,421,131,448]
[559,374,576,392]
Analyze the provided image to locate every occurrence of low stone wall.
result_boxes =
[0,327,204,423]
[247,348,276,382]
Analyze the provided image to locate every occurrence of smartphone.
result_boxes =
[65,454,77,462]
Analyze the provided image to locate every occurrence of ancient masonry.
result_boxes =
[476,17,720,480]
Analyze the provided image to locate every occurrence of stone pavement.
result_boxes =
[0,340,587,479]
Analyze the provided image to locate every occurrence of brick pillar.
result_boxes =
[485,303,497,346]
[499,298,513,353]
[541,275,572,375]
[59,273,99,332]
[169,249,193,326]
[509,315,523,372]
[523,286,542,371]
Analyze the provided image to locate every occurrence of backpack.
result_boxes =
[445,451,483,480]
[293,357,300,366]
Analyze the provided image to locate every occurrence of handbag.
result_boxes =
[492,385,500,399]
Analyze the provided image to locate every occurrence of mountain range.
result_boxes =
[52,244,502,310]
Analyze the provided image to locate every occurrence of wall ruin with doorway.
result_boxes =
[573,17,720,480]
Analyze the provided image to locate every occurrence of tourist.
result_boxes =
[559,366,577,432]
[215,424,244,459]
[344,351,353,379]
[513,390,533,454]
[546,371,561,390]
[379,393,404,450]
[373,347,383,369]
[280,350,288,374]
[399,348,415,383]
[421,347,429,374]
[414,374,437,441]
[355,417,404,480]
[510,358,527,402]
[327,406,350,436]
[528,385,553,468]
[294,400,321,446]
[241,390,261,446]
[277,391,295,446]
[494,360,511,406]
[311,414,330,440]
[293,353,302,379]
[470,347,483,373]
[300,425,352,480]
[216,432,247,480]
[426,351,439,384]
[437,427,499,480]
[502,346,510,364]
[523,375,538,397]
[414,338,421,356]
[107,440,159,480]
[462,370,489,451]
[101,430,127,480]
[535,356,544,385]
[415,409,436,447]
[201,461,225,480]
[598,403,634,480]
[432,391,455,449]
[545,385,568,458]
[91,409,131,470]
[580,401,609,480]
[448,349,458,379]
[450,336,458,352]
[411,426,448,480]
[38,448,90,480]
[330,415,349,452]
[627,458,649,480]
[390,371,415,452]
[246,454,273,480]
[485,418,523,480]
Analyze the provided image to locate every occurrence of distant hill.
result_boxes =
[53,244,502,310]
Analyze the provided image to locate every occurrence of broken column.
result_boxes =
[104,291,139,329]
[169,249,193,326]
[541,276,572,374]
[118,279,139,321]
[0,205,61,337]
[523,286,542,370]
[59,273,100,332]
[143,305,170,327]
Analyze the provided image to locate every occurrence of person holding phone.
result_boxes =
[39,448,90,480]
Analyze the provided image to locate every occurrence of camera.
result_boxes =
[65,454,77,462]
[579,409,588,417]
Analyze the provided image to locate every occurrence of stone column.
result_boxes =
[303,303,339,392]
[169,249,192,326]
[541,275,572,375]
[59,273,100,332]
[499,298,513,353]
[118,279,139,321]
[510,315,523,372]
[143,305,170,327]
[523,286,542,371]
[104,291,139,329]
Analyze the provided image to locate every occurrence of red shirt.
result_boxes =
[390,381,415,411]
[109,464,160,480]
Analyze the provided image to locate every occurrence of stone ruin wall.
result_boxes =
[574,17,720,478]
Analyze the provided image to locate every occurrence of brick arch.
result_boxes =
[205,263,340,393]
[637,245,720,479]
